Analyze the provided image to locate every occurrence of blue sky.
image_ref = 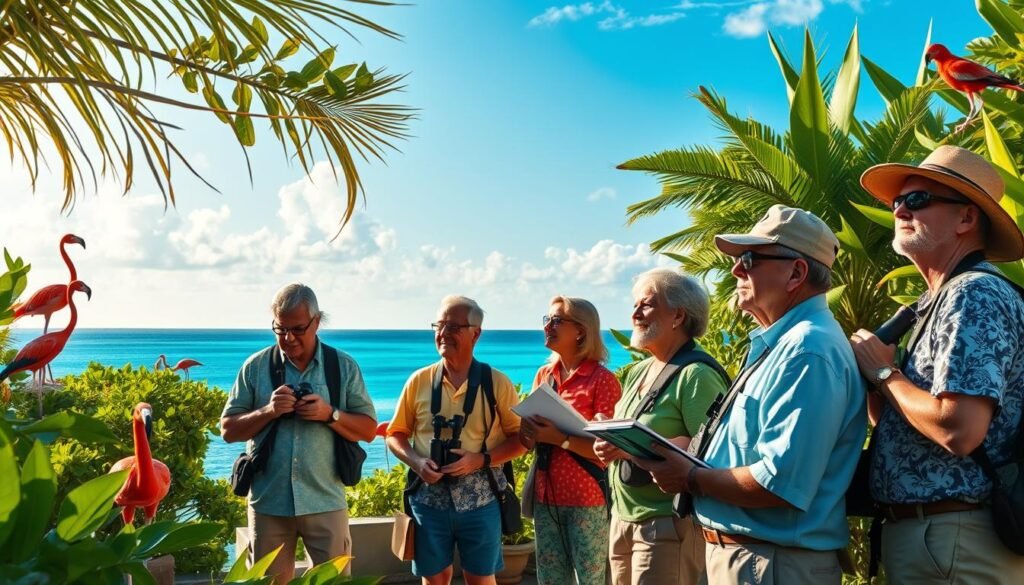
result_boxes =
[0,0,995,329]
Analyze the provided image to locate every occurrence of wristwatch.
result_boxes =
[560,435,571,450]
[874,365,900,386]
[326,408,341,423]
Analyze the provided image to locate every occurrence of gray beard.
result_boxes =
[631,320,660,348]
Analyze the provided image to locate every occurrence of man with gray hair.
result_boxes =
[638,205,867,585]
[222,283,377,583]
[387,295,525,585]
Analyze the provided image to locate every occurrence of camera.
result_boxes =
[289,382,315,401]
[618,460,653,487]
[430,414,465,473]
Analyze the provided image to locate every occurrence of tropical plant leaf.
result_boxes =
[978,0,1024,50]
[0,425,20,552]
[17,411,119,444]
[829,25,860,134]
[877,264,920,287]
[137,522,223,558]
[915,20,934,86]
[56,470,128,542]
[768,31,800,103]
[863,56,907,104]
[790,29,831,191]
[9,440,57,562]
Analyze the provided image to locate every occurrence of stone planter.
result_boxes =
[496,541,534,585]
[144,554,174,585]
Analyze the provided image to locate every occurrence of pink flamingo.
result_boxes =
[108,402,171,525]
[0,280,91,415]
[170,358,202,380]
[12,234,86,383]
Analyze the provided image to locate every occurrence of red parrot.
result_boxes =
[926,43,1024,132]
[108,402,171,525]
[1,280,91,414]
[169,358,202,380]
[12,234,86,334]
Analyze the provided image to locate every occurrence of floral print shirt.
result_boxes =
[413,468,508,512]
[871,268,1024,504]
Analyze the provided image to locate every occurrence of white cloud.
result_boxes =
[587,187,617,202]
[722,0,861,38]
[529,1,687,31]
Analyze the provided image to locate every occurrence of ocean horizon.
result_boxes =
[6,328,635,480]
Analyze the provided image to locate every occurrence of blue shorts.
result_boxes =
[409,499,504,577]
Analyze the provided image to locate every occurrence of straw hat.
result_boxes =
[860,145,1024,262]
[714,205,840,268]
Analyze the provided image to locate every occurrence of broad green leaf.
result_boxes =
[891,295,920,306]
[56,470,128,542]
[333,64,358,81]
[996,260,1024,287]
[852,202,894,229]
[232,83,252,111]
[877,264,920,287]
[768,31,800,103]
[323,71,348,99]
[982,110,1024,228]
[252,16,269,45]
[246,544,283,579]
[207,37,221,61]
[9,440,57,562]
[915,20,934,86]
[835,215,867,257]
[134,520,177,555]
[914,128,943,151]
[0,429,20,551]
[355,66,374,93]
[137,522,222,558]
[300,48,335,83]
[978,0,1024,49]
[224,548,252,581]
[661,252,689,264]
[66,538,122,581]
[275,38,302,60]
[181,71,198,93]
[234,116,256,147]
[202,87,230,124]
[829,25,860,134]
[17,411,118,444]
[996,167,1024,207]
[825,284,847,310]
[862,56,907,104]
[283,71,308,91]
[789,29,830,189]
[120,561,158,585]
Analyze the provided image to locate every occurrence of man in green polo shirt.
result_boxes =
[221,283,377,584]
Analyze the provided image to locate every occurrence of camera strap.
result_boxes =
[431,359,484,420]
[631,340,731,427]
[687,349,771,461]
[248,347,289,469]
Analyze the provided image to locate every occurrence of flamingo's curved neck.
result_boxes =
[65,290,79,332]
[60,241,77,281]
[132,413,155,487]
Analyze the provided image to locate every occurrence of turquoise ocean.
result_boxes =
[11,328,634,481]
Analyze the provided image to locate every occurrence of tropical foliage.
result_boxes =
[0,412,222,584]
[223,546,381,585]
[8,363,245,574]
[0,0,413,229]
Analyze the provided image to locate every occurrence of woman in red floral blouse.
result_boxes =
[520,296,622,585]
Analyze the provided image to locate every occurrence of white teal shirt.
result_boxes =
[694,295,867,550]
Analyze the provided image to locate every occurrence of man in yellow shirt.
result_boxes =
[387,295,525,585]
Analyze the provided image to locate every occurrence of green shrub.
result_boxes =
[345,464,408,517]
[10,362,245,574]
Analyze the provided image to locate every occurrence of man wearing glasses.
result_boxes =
[221,283,377,583]
[637,205,866,585]
[387,295,525,585]
[852,146,1024,583]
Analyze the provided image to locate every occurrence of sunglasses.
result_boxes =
[892,190,968,212]
[735,250,802,271]
[542,315,576,328]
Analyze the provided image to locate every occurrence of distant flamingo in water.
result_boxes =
[108,402,171,525]
[0,280,91,415]
[11,234,86,382]
[154,355,202,380]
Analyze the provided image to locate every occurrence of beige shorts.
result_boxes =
[609,514,705,585]
[248,507,352,582]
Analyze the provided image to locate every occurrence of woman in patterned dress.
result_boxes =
[519,295,622,585]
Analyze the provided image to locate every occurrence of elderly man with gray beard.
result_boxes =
[852,146,1024,584]
[593,268,730,585]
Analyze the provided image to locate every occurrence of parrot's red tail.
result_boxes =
[998,82,1024,93]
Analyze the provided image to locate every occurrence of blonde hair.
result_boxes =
[632,268,710,338]
[547,296,609,364]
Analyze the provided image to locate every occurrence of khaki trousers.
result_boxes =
[248,506,352,584]
[882,507,1024,584]
[609,514,705,585]
[704,541,840,585]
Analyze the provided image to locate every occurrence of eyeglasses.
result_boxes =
[272,316,316,337]
[542,315,576,328]
[736,250,801,271]
[431,321,476,333]
[892,190,968,212]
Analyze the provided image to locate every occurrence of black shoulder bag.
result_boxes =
[230,348,285,497]
[477,361,524,536]
[619,340,731,488]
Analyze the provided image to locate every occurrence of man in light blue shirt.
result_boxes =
[638,205,866,585]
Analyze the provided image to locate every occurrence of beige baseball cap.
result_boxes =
[714,205,840,268]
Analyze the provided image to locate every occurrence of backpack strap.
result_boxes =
[632,340,732,421]
[321,342,341,409]
[431,360,483,417]
[254,346,288,469]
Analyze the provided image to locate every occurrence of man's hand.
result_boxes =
[632,443,694,494]
[266,385,298,418]
[294,393,332,422]
[441,450,485,477]
[591,413,628,464]
[850,329,898,382]
[416,456,444,485]
[525,415,564,446]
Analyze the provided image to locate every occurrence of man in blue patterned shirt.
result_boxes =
[853,146,1024,583]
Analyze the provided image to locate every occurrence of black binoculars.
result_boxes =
[284,382,314,418]
[618,460,653,487]
[430,414,465,471]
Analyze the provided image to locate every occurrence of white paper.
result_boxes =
[512,382,593,437]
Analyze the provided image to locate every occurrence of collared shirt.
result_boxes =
[387,362,522,512]
[531,359,621,506]
[872,269,1024,504]
[222,340,376,517]
[610,344,728,522]
[695,295,867,551]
